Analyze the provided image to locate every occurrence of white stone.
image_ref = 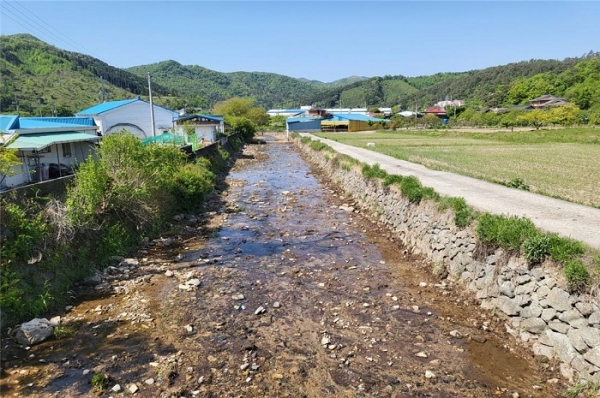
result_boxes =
[16,318,54,346]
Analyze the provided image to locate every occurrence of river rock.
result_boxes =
[588,311,600,325]
[16,318,54,345]
[499,281,516,298]
[520,301,543,319]
[583,346,600,368]
[540,330,578,364]
[559,309,584,325]
[547,320,570,334]
[536,287,551,302]
[425,370,436,379]
[541,308,557,322]
[579,327,600,348]
[542,288,571,312]
[521,318,546,334]
[567,329,588,353]
[495,296,521,316]
[575,302,595,317]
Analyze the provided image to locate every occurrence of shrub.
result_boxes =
[400,176,424,204]
[300,136,312,144]
[91,373,109,391]
[476,214,538,251]
[439,197,474,228]
[564,259,590,291]
[383,174,404,187]
[0,200,49,262]
[308,140,331,152]
[168,163,215,211]
[506,177,530,191]
[227,116,256,141]
[522,233,551,265]
[547,234,587,263]
[362,163,388,180]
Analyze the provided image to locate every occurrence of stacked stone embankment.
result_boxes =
[297,140,600,382]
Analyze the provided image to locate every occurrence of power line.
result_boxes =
[1,2,92,55]
[9,1,94,55]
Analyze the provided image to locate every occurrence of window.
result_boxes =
[62,143,72,157]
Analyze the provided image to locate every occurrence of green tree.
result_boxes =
[0,147,22,186]
[517,109,550,130]
[547,104,583,126]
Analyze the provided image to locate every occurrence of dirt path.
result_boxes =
[0,136,565,397]
[303,134,600,250]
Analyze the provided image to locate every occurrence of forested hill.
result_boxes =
[0,34,172,115]
[126,61,327,109]
[302,56,600,110]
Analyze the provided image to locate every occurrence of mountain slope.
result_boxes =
[126,61,328,109]
[0,34,171,115]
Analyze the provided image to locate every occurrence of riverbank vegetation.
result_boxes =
[0,131,245,328]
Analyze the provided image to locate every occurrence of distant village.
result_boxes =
[0,93,569,192]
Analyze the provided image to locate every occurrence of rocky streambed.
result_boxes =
[0,135,565,397]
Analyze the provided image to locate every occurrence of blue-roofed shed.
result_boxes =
[286,116,322,132]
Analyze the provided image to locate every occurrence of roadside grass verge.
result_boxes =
[297,135,598,293]
[316,128,600,207]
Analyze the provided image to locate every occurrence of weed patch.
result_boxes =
[476,214,538,251]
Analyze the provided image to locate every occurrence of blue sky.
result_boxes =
[1,1,599,82]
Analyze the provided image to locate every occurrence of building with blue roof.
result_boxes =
[174,113,226,148]
[285,117,323,132]
[77,97,178,140]
[1,115,100,190]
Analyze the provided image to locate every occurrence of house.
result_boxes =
[422,106,448,117]
[435,100,464,108]
[174,114,225,147]
[321,113,389,132]
[529,95,569,108]
[76,97,179,140]
[0,115,100,190]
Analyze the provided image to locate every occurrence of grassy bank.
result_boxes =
[316,128,600,207]
[296,134,600,295]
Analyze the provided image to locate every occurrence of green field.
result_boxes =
[316,128,600,208]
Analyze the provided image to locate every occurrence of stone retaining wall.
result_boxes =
[297,140,600,383]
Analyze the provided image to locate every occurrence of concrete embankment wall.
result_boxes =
[295,140,600,383]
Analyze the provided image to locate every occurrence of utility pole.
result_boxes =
[12,94,19,113]
[99,76,108,103]
[148,72,156,137]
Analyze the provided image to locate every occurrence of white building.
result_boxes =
[76,97,179,140]
[0,115,100,189]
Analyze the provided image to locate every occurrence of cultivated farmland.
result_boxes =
[316,128,600,208]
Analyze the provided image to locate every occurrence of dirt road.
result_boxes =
[0,137,565,397]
